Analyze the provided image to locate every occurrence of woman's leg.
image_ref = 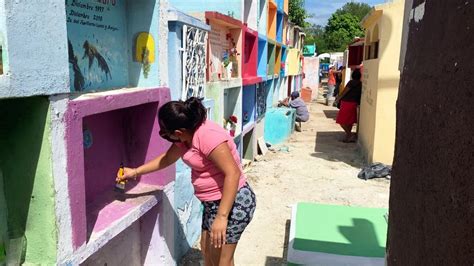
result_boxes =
[208,242,237,266]
[340,124,353,141]
[201,230,211,265]
[202,230,237,266]
[205,231,237,266]
[204,183,255,265]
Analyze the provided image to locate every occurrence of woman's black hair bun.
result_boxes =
[183,97,207,129]
[184,97,202,110]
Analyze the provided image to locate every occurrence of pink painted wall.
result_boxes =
[84,102,164,203]
[242,27,258,79]
[66,88,174,248]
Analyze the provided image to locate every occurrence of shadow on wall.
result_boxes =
[0,97,50,263]
[293,218,385,257]
[311,132,364,168]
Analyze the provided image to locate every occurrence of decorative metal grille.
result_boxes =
[181,25,207,100]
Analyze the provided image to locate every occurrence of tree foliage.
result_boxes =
[334,2,372,21]
[304,2,372,54]
[325,12,365,51]
[289,0,310,28]
[305,24,328,53]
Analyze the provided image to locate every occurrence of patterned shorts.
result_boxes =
[202,182,257,244]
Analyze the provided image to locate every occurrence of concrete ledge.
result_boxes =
[205,11,242,29]
[167,8,211,31]
[207,78,243,90]
[75,184,163,264]
[243,76,262,86]
[242,122,255,136]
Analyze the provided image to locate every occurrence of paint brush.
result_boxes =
[115,163,126,193]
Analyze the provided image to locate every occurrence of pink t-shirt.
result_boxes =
[176,120,246,202]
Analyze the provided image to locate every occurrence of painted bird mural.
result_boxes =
[82,40,112,80]
[68,39,85,91]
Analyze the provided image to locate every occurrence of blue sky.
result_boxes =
[305,0,388,25]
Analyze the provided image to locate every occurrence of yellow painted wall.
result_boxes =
[287,48,300,76]
[359,59,379,163]
[358,0,404,165]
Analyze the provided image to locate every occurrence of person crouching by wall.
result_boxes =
[334,69,362,143]
[279,91,309,132]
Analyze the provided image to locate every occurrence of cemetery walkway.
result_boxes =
[180,101,390,265]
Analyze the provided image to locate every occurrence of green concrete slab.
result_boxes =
[294,203,387,258]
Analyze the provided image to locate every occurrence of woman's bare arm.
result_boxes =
[118,144,182,180]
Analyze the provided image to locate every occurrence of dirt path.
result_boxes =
[180,102,390,265]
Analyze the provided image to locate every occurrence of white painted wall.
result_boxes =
[243,0,258,30]
[257,0,268,35]
[82,222,142,266]
[50,96,74,263]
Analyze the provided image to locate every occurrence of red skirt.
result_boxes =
[336,100,358,125]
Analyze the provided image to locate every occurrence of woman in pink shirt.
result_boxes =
[117,97,256,265]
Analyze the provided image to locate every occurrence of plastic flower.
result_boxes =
[229,115,238,124]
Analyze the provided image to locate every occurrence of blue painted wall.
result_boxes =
[277,0,284,11]
[126,0,161,88]
[66,1,128,91]
[66,0,161,91]
[173,158,202,259]
[265,79,274,108]
[264,107,296,145]
[276,11,283,43]
[167,21,183,101]
[257,36,268,78]
[242,85,257,127]
[0,1,69,98]
[168,0,242,19]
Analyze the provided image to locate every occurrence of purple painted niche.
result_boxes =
[66,88,175,248]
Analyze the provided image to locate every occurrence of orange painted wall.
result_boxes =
[267,1,277,40]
